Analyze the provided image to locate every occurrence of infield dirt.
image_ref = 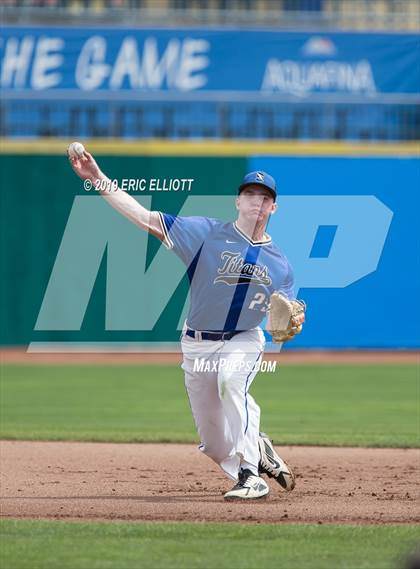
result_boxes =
[1,441,418,524]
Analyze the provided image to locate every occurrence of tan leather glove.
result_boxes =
[267,292,306,343]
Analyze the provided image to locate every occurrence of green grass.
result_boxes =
[1,519,419,569]
[0,364,418,447]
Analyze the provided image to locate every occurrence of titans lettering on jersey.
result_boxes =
[158,213,294,332]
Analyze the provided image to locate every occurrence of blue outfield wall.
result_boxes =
[1,148,418,349]
[250,156,420,348]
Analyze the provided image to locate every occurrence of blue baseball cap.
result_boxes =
[238,171,277,201]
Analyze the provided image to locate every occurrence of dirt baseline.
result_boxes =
[1,441,418,524]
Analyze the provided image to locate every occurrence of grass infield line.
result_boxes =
[1,519,418,569]
[1,363,418,447]
[3,348,419,365]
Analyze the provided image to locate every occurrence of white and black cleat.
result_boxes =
[224,469,269,500]
[258,432,296,491]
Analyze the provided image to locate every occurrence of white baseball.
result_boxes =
[68,142,85,158]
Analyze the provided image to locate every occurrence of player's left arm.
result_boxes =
[267,260,305,341]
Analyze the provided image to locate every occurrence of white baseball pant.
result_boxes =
[181,327,265,480]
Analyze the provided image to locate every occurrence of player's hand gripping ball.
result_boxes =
[268,292,306,343]
[67,142,85,158]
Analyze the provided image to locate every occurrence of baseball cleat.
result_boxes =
[258,432,296,491]
[224,469,269,500]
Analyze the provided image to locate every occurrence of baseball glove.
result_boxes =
[267,292,306,343]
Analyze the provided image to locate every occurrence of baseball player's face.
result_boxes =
[236,186,276,224]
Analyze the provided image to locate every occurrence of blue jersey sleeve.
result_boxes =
[279,261,295,300]
[158,213,218,266]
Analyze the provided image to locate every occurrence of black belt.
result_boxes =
[186,328,242,341]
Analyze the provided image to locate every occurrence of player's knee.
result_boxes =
[199,442,227,464]
[219,378,234,400]
[218,375,242,401]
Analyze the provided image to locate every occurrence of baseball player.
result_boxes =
[68,146,304,500]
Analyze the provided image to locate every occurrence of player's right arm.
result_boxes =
[68,148,164,241]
